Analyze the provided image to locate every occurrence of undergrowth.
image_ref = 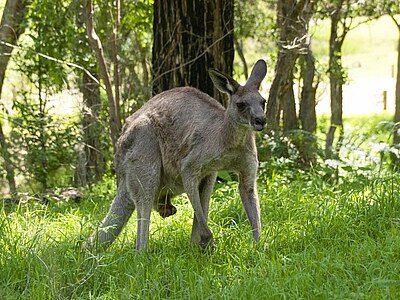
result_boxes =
[1,114,400,299]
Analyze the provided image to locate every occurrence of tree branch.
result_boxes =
[0,40,100,85]
[85,0,121,150]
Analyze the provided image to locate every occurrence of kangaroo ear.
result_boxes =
[245,59,267,90]
[209,69,240,95]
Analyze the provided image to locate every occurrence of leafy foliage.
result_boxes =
[258,113,398,183]
[10,93,78,190]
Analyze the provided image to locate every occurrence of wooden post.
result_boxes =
[383,90,387,111]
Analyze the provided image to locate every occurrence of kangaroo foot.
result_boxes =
[199,235,215,250]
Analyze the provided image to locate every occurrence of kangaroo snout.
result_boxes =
[252,116,266,131]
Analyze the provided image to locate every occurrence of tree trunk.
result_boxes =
[267,52,297,132]
[298,0,317,134]
[393,20,400,146]
[282,73,298,132]
[152,0,234,104]
[266,0,308,132]
[325,10,345,159]
[234,38,248,80]
[0,0,28,195]
[0,124,16,194]
[85,0,121,152]
[390,18,400,169]
[111,0,121,125]
[76,69,105,186]
[299,50,317,133]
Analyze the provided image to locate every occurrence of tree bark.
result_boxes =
[0,123,16,194]
[85,0,121,152]
[282,72,298,132]
[325,7,346,159]
[299,0,317,134]
[234,38,248,80]
[0,0,28,195]
[266,0,308,132]
[111,0,121,124]
[76,69,105,186]
[299,50,317,133]
[152,0,234,105]
[392,18,400,146]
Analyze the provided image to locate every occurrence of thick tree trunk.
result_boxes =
[152,0,234,104]
[0,0,28,195]
[0,0,27,90]
[85,0,121,152]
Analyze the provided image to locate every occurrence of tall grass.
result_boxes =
[1,154,400,299]
[1,114,399,299]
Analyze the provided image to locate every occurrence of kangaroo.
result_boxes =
[87,59,267,250]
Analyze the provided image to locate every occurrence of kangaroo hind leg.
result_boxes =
[126,157,161,251]
[87,183,135,250]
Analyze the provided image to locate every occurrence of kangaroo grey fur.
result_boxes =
[87,59,267,251]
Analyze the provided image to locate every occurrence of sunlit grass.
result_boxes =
[1,163,400,299]
[311,16,397,70]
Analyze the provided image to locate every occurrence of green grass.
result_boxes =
[1,164,400,299]
[311,16,398,73]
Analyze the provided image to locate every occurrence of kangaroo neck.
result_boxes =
[222,110,254,148]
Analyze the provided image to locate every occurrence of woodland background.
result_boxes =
[0,0,399,194]
[1,1,400,298]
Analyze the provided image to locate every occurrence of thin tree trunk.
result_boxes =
[299,50,317,133]
[234,38,248,80]
[266,0,308,132]
[85,0,121,152]
[111,0,121,125]
[266,54,290,132]
[212,0,234,106]
[299,0,317,134]
[0,0,28,195]
[0,123,16,194]
[392,19,400,146]
[76,69,104,186]
[282,73,298,132]
[326,9,345,159]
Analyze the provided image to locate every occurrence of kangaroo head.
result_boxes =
[209,59,267,131]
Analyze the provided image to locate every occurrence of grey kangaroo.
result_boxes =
[87,59,267,250]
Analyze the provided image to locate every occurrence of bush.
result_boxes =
[10,94,79,191]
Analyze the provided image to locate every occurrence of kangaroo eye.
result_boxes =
[236,102,246,110]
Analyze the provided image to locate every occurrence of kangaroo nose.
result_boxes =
[254,117,266,130]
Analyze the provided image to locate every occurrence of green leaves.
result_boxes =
[10,93,79,190]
